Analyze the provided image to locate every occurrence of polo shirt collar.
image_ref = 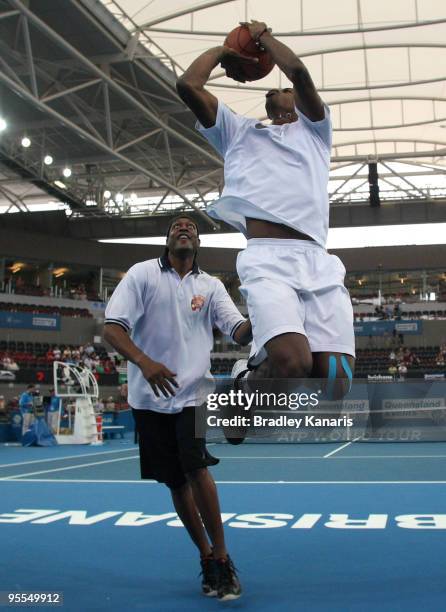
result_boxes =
[158,253,201,274]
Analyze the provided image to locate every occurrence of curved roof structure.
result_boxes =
[108,0,446,166]
[0,0,445,226]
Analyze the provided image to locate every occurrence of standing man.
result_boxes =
[103,215,251,601]
[19,384,35,435]
[176,20,355,397]
[46,388,60,434]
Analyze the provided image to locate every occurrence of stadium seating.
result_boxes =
[0,342,113,370]
[0,301,92,318]
[211,346,445,378]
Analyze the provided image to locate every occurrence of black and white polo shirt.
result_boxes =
[105,255,245,412]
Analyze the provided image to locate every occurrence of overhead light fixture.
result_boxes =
[44,155,53,165]
[54,180,66,189]
[62,167,72,178]
[10,262,24,274]
[21,136,31,148]
[115,192,124,203]
[0,117,7,132]
[103,190,111,199]
[130,192,137,201]
[53,267,69,278]
[85,199,97,206]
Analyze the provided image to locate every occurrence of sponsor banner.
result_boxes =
[425,373,445,380]
[382,397,446,420]
[0,311,60,331]
[354,319,422,336]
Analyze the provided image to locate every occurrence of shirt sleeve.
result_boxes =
[296,103,332,150]
[195,100,246,158]
[104,264,147,332]
[210,279,246,339]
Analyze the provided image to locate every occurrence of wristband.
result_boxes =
[255,27,272,49]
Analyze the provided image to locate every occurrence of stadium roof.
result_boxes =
[0,0,445,230]
[109,0,446,164]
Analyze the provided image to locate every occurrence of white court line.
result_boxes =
[207,455,446,460]
[0,447,136,469]
[0,455,139,480]
[323,436,363,458]
[323,441,353,458]
[2,450,445,469]
[2,478,446,484]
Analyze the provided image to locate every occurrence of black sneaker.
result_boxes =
[216,556,242,601]
[224,360,250,445]
[200,556,218,597]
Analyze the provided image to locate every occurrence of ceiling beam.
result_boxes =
[145,18,446,37]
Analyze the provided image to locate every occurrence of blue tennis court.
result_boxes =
[1,437,446,611]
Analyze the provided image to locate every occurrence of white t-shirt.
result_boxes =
[196,101,332,247]
[104,256,245,413]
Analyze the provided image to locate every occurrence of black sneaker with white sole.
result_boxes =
[223,359,250,445]
[200,556,218,597]
[216,556,242,601]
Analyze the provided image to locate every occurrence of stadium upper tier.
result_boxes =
[0,300,92,319]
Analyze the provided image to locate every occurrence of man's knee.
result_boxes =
[185,467,208,483]
[273,353,313,379]
[322,354,354,400]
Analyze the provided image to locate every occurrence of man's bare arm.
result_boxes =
[103,323,178,398]
[246,21,325,121]
[176,46,259,127]
[233,320,252,346]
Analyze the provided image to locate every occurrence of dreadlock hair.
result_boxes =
[164,214,200,265]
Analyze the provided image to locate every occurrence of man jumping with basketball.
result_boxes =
[176,20,355,405]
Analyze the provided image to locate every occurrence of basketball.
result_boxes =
[224,25,275,81]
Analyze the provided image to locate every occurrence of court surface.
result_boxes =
[1,437,446,611]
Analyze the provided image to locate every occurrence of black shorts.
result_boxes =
[132,406,219,489]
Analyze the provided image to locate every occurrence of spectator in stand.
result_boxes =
[436,351,446,367]
[47,388,60,434]
[84,343,95,356]
[70,348,81,366]
[0,395,6,420]
[102,357,115,374]
[393,303,401,320]
[53,346,61,360]
[19,384,35,435]
[388,362,397,376]
[63,347,72,361]
[83,353,95,371]
[375,305,386,320]
[113,353,123,367]
[398,362,408,378]
[411,352,420,367]
[389,349,396,361]
[2,354,19,372]
[118,383,128,410]
[105,396,116,413]
[403,348,413,366]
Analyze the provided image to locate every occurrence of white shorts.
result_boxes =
[237,238,355,365]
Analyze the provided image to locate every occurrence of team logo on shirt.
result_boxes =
[191,295,206,312]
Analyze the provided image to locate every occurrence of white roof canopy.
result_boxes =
[106,0,446,166]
